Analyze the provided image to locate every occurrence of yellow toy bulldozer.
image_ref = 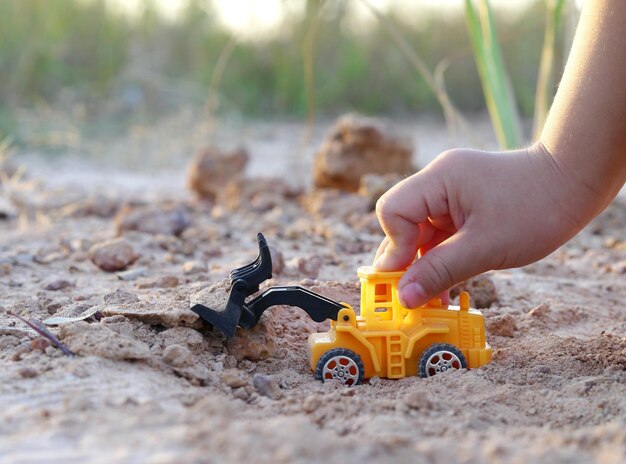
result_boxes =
[191,234,492,385]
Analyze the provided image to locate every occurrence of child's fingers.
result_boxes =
[374,179,449,271]
[397,231,488,308]
[373,237,419,272]
[374,236,389,263]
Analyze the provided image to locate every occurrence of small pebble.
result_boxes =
[252,374,283,400]
[30,337,50,352]
[136,275,179,289]
[222,369,248,388]
[18,367,38,378]
[162,344,193,368]
[89,239,139,272]
[182,261,208,275]
[43,278,74,291]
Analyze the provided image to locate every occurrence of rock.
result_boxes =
[158,327,204,350]
[252,374,283,400]
[162,344,194,368]
[43,278,74,291]
[18,367,38,378]
[59,322,151,360]
[89,238,139,272]
[102,302,200,328]
[527,303,551,320]
[286,256,322,279]
[358,173,402,209]
[30,337,50,352]
[136,275,180,289]
[226,313,277,361]
[450,275,498,309]
[487,314,517,338]
[104,289,140,305]
[222,368,249,388]
[189,280,230,313]
[187,146,249,200]
[117,268,148,281]
[115,204,191,236]
[313,113,414,191]
[268,245,285,275]
[224,355,238,369]
[174,364,214,385]
[183,260,208,275]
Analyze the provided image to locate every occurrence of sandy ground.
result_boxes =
[0,117,624,463]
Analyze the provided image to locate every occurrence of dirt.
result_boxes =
[313,113,414,191]
[0,118,625,463]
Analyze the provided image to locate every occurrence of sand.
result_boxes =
[0,119,624,464]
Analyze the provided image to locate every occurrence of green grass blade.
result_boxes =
[533,0,566,140]
[464,0,522,149]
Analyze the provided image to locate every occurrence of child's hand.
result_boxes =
[372,0,626,308]
[373,142,605,308]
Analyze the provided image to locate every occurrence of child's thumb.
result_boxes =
[397,231,485,308]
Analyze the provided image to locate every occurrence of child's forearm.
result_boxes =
[540,0,626,208]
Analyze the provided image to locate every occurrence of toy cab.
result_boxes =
[308,266,492,385]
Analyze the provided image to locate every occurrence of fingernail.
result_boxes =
[398,282,427,308]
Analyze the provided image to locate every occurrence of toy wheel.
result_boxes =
[315,348,364,386]
[419,343,467,378]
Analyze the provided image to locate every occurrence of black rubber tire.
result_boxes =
[419,343,467,378]
[315,348,364,386]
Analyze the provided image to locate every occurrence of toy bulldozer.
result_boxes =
[191,233,492,385]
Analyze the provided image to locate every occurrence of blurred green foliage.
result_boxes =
[0,0,555,141]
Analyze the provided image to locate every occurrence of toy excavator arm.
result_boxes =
[244,286,343,326]
[191,285,343,337]
[190,233,343,337]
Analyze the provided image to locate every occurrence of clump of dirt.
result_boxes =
[227,313,278,361]
[187,146,249,200]
[567,333,626,372]
[451,274,498,308]
[313,113,414,191]
[486,313,517,338]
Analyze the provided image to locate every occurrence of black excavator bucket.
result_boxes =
[190,233,273,337]
[191,233,343,337]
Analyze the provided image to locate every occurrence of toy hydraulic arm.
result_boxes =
[190,233,343,337]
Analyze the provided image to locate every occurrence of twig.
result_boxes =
[8,311,75,356]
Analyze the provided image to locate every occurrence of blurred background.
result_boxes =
[0,0,578,182]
